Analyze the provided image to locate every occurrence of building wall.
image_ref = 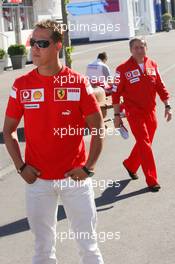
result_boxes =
[154,0,162,31]
[0,0,62,52]
[68,0,135,41]
[171,0,175,16]
[0,2,4,49]
[0,0,158,50]
[145,0,156,34]
[132,0,156,35]
[67,0,157,41]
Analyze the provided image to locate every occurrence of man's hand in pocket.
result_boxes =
[21,165,40,184]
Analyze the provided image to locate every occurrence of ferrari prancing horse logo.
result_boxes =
[57,89,66,100]
[54,88,80,101]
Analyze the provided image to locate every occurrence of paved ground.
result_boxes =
[0,31,175,264]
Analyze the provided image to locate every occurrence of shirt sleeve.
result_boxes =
[80,79,100,117]
[102,65,111,80]
[5,79,24,121]
[112,65,125,104]
[155,65,170,102]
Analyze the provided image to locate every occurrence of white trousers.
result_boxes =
[25,177,104,264]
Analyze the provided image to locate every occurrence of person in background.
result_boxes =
[112,37,172,192]
[86,52,113,118]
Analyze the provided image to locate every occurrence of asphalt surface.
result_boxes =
[0,31,175,264]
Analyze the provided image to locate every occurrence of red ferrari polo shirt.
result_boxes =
[112,56,170,114]
[6,66,100,180]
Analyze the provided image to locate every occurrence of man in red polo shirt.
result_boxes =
[3,20,104,264]
[112,37,172,192]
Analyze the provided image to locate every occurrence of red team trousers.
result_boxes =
[123,110,158,186]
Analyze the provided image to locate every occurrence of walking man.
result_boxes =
[3,20,104,264]
[112,37,172,192]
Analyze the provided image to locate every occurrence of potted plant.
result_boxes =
[7,44,27,69]
[0,48,6,73]
[162,13,172,32]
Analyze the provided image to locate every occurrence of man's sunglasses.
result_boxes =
[30,38,51,48]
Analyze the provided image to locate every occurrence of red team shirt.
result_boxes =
[6,67,100,180]
[112,56,170,115]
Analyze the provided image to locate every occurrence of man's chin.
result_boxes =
[32,59,41,67]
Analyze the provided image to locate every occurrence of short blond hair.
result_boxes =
[129,37,147,49]
[34,19,63,43]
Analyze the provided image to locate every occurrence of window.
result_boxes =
[2,0,34,31]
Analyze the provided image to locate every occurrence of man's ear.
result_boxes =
[57,42,62,50]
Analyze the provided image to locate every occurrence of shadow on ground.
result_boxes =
[0,179,149,237]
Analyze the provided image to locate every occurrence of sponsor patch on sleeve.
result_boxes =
[10,86,17,99]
